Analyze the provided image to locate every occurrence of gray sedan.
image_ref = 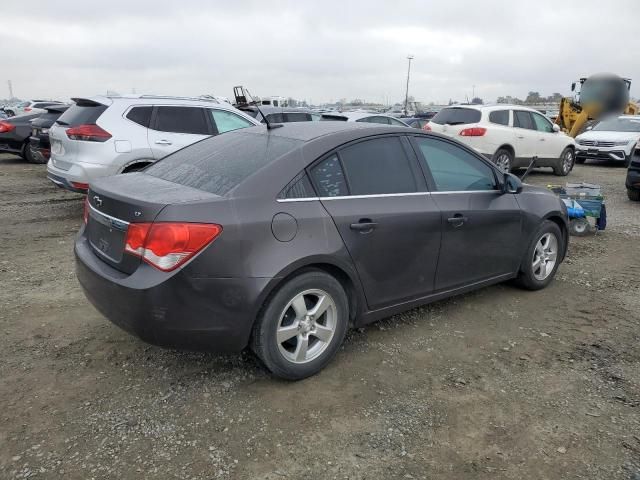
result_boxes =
[76,122,568,380]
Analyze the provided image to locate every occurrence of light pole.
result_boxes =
[404,55,414,116]
[472,84,476,100]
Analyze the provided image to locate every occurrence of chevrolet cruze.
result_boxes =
[76,122,568,380]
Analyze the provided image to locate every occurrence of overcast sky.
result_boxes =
[2,0,639,105]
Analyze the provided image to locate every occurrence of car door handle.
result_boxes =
[350,220,378,233]
[539,138,546,141]
[155,140,172,145]
[516,135,525,139]
[447,214,468,227]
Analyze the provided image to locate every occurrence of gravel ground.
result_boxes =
[0,153,639,480]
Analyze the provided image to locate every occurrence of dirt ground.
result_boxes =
[0,152,639,480]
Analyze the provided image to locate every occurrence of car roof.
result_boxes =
[439,104,545,113]
[321,111,397,121]
[242,121,415,142]
[242,105,311,115]
[75,94,229,108]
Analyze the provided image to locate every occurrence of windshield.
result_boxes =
[592,118,640,132]
[430,107,481,125]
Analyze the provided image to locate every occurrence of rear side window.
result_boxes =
[153,106,209,134]
[356,116,390,125]
[430,108,481,125]
[210,109,254,133]
[56,103,107,126]
[145,132,302,195]
[514,111,535,130]
[489,110,509,126]
[339,137,417,195]
[126,106,153,127]
[278,172,316,199]
[264,113,284,123]
[310,154,348,197]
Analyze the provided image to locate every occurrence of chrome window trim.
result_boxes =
[276,190,500,202]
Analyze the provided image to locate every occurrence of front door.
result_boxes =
[513,110,539,161]
[309,136,441,310]
[531,111,565,161]
[411,136,522,291]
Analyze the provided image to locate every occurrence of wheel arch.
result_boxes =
[120,159,154,174]
[495,143,515,157]
[543,214,569,261]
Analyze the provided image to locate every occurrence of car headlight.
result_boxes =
[614,140,631,146]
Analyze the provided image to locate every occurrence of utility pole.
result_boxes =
[472,84,476,100]
[404,55,414,116]
[7,80,13,99]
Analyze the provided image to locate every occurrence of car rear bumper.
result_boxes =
[47,158,117,193]
[75,232,270,353]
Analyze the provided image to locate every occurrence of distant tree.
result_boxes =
[497,95,524,105]
[471,97,484,105]
[350,98,364,106]
[525,91,541,104]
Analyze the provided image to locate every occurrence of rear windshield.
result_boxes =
[320,115,348,121]
[430,107,481,125]
[56,103,107,126]
[145,132,303,195]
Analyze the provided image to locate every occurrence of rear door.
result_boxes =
[148,106,211,160]
[512,110,538,159]
[411,136,522,291]
[309,135,441,310]
[427,107,482,137]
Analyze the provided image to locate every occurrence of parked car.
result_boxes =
[320,111,410,126]
[425,105,576,175]
[76,122,568,380]
[239,105,314,123]
[0,110,8,120]
[626,145,640,201]
[0,113,41,162]
[402,117,430,129]
[28,104,70,164]
[47,95,260,193]
[4,100,65,117]
[575,115,640,167]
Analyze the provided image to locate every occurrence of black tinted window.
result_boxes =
[431,108,481,125]
[514,111,535,130]
[284,112,312,122]
[279,172,315,199]
[310,154,348,197]
[415,137,496,192]
[264,113,284,123]
[145,132,302,195]
[126,106,153,127]
[489,110,509,126]
[56,103,107,126]
[339,137,417,195]
[154,107,209,134]
[320,115,348,121]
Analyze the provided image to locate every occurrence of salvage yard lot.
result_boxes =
[0,152,639,479]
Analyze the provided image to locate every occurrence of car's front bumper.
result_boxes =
[75,232,270,353]
[576,146,630,162]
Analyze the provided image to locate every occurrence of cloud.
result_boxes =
[1,0,639,104]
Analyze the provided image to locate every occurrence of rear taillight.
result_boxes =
[422,123,431,131]
[459,127,486,137]
[71,181,89,191]
[83,197,89,224]
[66,124,112,142]
[124,222,222,272]
[24,107,32,112]
[0,121,15,133]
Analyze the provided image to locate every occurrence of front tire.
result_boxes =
[553,147,574,176]
[628,188,640,202]
[251,271,349,380]
[514,220,563,291]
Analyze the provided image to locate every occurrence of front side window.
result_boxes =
[154,106,209,134]
[531,112,553,133]
[489,110,509,126]
[389,117,409,127]
[210,109,254,133]
[310,154,348,197]
[415,137,496,192]
[514,111,535,130]
[339,136,417,195]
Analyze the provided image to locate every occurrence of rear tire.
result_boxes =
[628,188,640,202]
[25,144,45,164]
[569,217,591,236]
[553,147,574,176]
[514,220,563,291]
[251,271,349,380]
[493,148,513,173]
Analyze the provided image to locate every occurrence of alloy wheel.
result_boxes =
[532,232,558,281]
[276,289,337,364]
[562,150,574,174]
[495,153,511,173]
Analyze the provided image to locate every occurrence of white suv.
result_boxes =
[426,105,576,176]
[5,100,65,117]
[575,115,640,166]
[47,95,260,193]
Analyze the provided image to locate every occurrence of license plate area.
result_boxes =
[588,149,599,155]
[87,210,128,263]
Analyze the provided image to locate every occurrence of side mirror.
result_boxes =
[502,173,523,194]
[552,124,561,133]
